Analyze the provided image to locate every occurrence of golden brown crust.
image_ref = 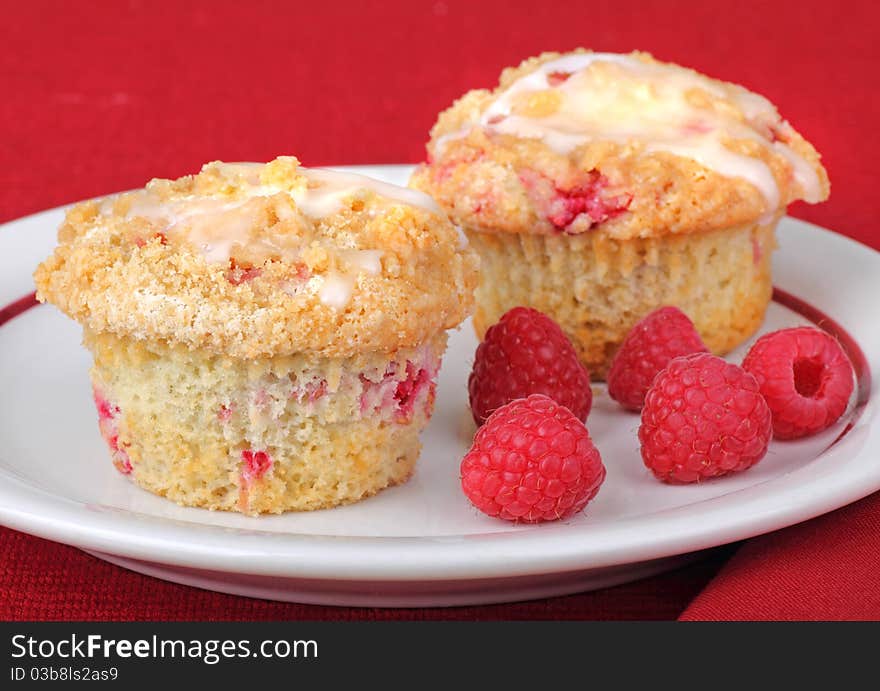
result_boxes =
[34,157,479,358]
[411,50,829,240]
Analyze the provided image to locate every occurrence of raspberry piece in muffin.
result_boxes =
[519,169,631,232]
[35,157,479,514]
[92,386,132,475]
[241,449,273,484]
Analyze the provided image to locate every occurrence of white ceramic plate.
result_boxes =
[1,165,878,607]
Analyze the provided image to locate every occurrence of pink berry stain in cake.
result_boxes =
[519,169,631,232]
[359,357,438,423]
[682,119,714,136]
[290,377,328,404]
[92,386,132,475]
[470,190,495,215]
[359,371,395,416]
[133,232,168,249]
[431,149,485,184]
[279,262,312,298]
[294,262,310,281]
[252,387,270,408]
[218,404,234,423]
[752,235,763,265]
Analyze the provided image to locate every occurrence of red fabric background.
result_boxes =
[2,0,878,620]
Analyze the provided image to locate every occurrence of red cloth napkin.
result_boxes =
[681,495,880,620]
[2,0,878,621]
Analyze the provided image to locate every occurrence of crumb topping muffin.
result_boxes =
[411,50,829,376]
[37,156,476,359]
[35,157,479,514]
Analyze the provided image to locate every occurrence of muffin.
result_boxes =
[34,156,479,514]
[410,50,829,377]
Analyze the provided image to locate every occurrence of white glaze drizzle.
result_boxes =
[109,165,437,267]
[438,52,822,208]
[103,163,450,311]
[318,272,355,309]
[772,140,823,204]
[316,249,385,309]
[338,248,384,275]
[295,168,442,217]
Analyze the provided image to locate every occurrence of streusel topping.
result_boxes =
[35,156,479,358]
[411,50,829,238]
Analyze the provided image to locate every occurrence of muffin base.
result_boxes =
[86,330,445,514]
[469,219,778,378]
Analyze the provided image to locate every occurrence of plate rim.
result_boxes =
[1,165,880,582]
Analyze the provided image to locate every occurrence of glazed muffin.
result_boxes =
[34,157,479,514]
[410,50,829,377]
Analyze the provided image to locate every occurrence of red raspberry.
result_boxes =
[468,307,591,425]
[742,327,854,439]
[607,306,708,411]
[639,353,772,483]
[460,394,605,522]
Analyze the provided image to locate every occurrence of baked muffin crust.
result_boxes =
[411,50,829,240]
[35,156,479,359]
